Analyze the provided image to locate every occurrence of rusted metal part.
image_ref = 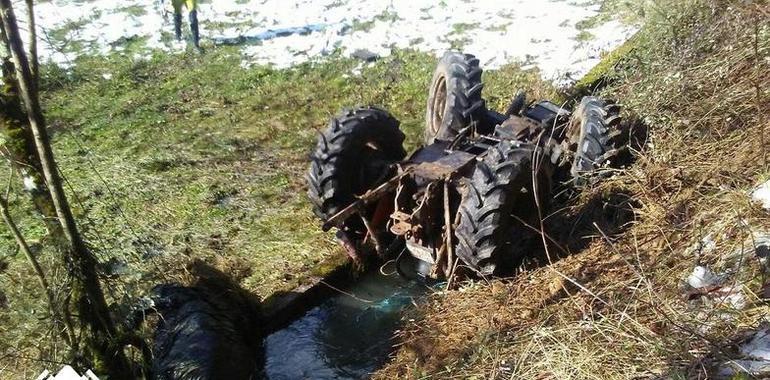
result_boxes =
[441,179,454,278]
[358,204,384,257]
[394,180,436,264]
[445,190,465,284]
[411,150,476,180]
[370,195,394,231]
[322,169,411,231]
[389,211,415,237]
[407,141,449,163]
[429,242,447,278]
[495,114,542,141]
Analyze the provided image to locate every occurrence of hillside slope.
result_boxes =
[376,1,770,378]
[0,47,562,377]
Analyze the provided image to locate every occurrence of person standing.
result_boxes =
[169,0,200,50]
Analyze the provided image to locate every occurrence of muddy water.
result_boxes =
[264,260,431,379]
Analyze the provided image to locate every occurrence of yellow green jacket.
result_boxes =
[171,0,197,13]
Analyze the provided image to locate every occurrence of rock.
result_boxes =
[752,180,770,210]
[351,48,379,62]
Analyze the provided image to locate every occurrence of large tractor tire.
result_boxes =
[425,51,486,145]
[307,107,406,225]
[455,141,546,276]
[568,96,622,184]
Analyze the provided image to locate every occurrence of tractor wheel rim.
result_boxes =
[430,76,447,137]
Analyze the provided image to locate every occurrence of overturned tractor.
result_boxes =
[307,51,625,278]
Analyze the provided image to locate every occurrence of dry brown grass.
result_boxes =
[376,1,770,378]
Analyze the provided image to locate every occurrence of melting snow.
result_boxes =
[752,180,770,211]
[19,0,635,81]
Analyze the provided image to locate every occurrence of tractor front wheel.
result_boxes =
[307,107,406,229]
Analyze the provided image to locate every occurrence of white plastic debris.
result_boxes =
[36,365,99,380]
[687,266,745,309]
[101,73,113,80]
[742,327,770,360]
[687,265,724,288]
[752,180,770,210]
[719,327,770,377]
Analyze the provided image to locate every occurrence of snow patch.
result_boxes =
[686,266,746,310]
[18,0,636,82]
[752,180,770,210]
[22,174,38,192]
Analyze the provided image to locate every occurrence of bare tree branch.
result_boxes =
[0,167,74,346]
[24,0,37,86]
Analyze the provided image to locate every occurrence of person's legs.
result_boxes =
[172,0,184,40]
[187,0,200,48]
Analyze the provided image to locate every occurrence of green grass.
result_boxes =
[33,48,430,297]
[115,5,147,17]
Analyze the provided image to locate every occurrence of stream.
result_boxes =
[263,259,432,379]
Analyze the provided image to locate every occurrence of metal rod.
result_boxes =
[430,242,447,278]
[322,169,411,231]
[359,204,384,257]
[443,178,455,278]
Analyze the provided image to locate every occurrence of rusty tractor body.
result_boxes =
[308,51,623,279]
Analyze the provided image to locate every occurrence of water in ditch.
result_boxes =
[263,259,432,380]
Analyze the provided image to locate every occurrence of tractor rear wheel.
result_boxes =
[307,107,406,226]
[455,141,547,276]
[568,96,622,184]
[425,51,487,145]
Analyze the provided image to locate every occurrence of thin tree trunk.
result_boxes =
[0,2,131,377]
[0,192,75,346]
[0,16,9,57]
[24,0,36,85]
[1,57,63,238]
